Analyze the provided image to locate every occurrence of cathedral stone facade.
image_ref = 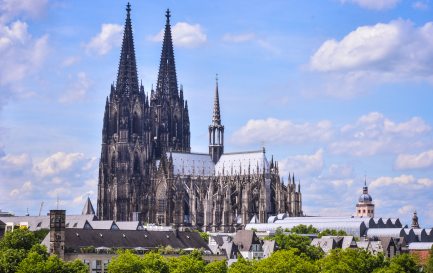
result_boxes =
[97,4,302,231]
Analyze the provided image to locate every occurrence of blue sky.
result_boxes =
[1,0,433,227]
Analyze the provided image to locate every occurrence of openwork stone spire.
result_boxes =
[212,74,221,125]
[116,2,139,96]
[156,9,178,98]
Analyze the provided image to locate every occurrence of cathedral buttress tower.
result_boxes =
[150,9,190,159]
[98,3,149,221]
[209,76,224,163]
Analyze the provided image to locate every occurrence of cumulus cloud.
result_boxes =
[326,164,353,179]
[0,0,48,23]
[9,180,32,197]
[309,19,433,97]
[150,22,207,48]
[231,118,333,146]
[0,20,48,86]
[85,23,123,55]
[222,33,256,43]
[0,150,98,215]
[59,72,92,103]
[279,149,324,177]
[329,112,431,156]
[33,152,85,177]
[1,153,30,167]
[395,149,433,170]
[370,174,433,189]
[340,0,399,10]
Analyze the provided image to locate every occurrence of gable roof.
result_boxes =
[311,238,336,253]
[262,240,277,257]
[116,221,142,230]
[62,229,209,252]
[215,150,269,176]
[233,230,260,251]
[0,214,96,231]
[86,220,119,230]
[379,237,395,250]
[169,152,214,176]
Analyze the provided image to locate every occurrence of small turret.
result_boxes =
[411,211,420,229]
[208,75,224,163]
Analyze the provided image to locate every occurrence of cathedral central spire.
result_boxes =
[116,2,139,96]
[212,75,221,125]
[156,8,178,98]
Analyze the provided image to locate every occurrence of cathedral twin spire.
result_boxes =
[116,3,139,96]
[156,9,179,99]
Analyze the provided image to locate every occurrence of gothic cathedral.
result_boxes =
[97,4,302,231]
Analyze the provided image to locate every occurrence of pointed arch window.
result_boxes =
[111,154,116,174]
[133,112,141,135]
[134,153,140,173]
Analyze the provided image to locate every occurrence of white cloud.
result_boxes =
[330,112,431,156]
[395,149,433,170]
[309,19,433,97]
[370,175,433,189]
[327,164,353,179]
[340,0,399,10]
[61,56,80,67]
[85,23,123,55]
[330,179,354,187]
[33,152,85,177]
[59,72,92,103]
[0,149,98,216]
[279,149,324,177]
[413,1,429,10]
[47,187,71,198]
[222,33,256,43]
[231,118,333,145]
[398,204,416,215]
[150,22,207,48]
[9,180,32,197]
[0,0,48,23]
[1,153,30,167]
[0,20,48,86]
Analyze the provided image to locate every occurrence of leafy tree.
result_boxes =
[254,249,319,273]
[0,228,38,251]
[16,246,87,273]
[289,225,319,234]
[318,229,348,238]
[376,254,420,273]
[63,259,89,273]
[425,246,433,273]
[107,250,144,273]
[227,256,255,273]
[196,231,209,242]
[167,251,205,273]
[0,248,27,273]
[319,248,385,273]
[32,229,50,243]
[141,252,169,273]
[204,259,227,273]
[269,228,323,260]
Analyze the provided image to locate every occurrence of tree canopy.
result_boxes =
[0,228,88,273]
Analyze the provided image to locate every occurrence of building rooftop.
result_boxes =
[42,229,210,253]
